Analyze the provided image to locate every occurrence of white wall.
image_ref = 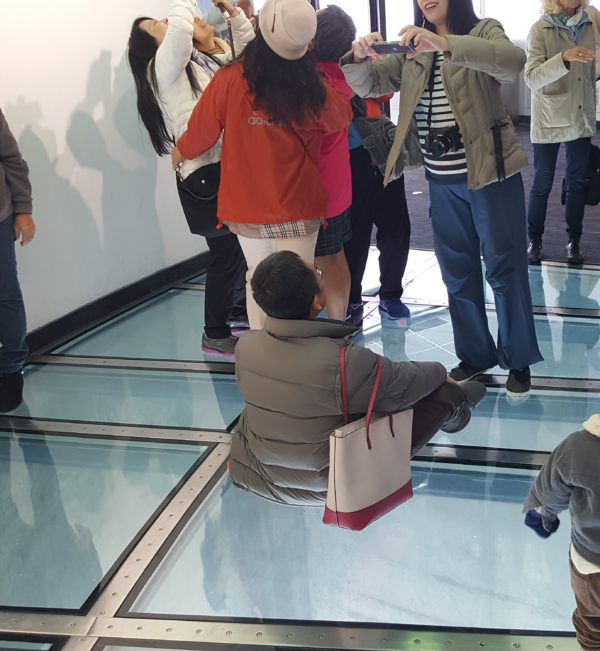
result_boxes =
[0,1,207,331]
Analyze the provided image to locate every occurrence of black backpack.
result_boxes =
[561,143,600,207]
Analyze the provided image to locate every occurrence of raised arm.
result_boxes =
[227,6,255,55]
[340,49,404,99]
[445,19,525,83]
[155,0,197,88]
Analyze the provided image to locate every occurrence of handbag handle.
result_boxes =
[339,347,383,450]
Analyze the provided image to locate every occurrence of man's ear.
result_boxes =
[312,292,325,314]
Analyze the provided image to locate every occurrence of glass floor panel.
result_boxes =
[431,388,596,452]
[131,467,573,632]
[403,258,600,311]
[186,273,206,285]
[7,366,243,430]
[0,644,53,651]
[54,290,244,362]
[0,430,205,610]
[355,304,600,379]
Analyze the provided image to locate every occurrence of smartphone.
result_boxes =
[370,41,414,55]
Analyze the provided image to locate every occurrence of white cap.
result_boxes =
[259,0,317,60]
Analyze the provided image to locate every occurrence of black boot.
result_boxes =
[527,239,542,265]
[566,238,584,266]
[0,371,24,413]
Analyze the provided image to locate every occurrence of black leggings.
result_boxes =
[204,233,246,339]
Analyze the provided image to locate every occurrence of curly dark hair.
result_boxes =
[240,29,326,127]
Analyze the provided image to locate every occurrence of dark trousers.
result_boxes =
[410,382,467,456]
[528,138,591,241]
[570,557,600,650]
[204,233,246,339]
[344,146,410,304]
[0,215,28,374]
[429,174,542,371]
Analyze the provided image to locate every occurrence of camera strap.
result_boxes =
[490,121,506,182]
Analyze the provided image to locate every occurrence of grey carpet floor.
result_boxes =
[398,124,600,264]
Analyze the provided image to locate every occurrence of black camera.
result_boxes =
[424,125,462,158]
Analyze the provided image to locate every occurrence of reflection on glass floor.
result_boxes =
[0,429,205,609]
[402,257,600,311]
[55,290,241,362]
[9,366,243,429]
[132,468,572,631]
[355,304,600,379]
[431,388,598,451]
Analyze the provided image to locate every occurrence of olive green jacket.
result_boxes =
[524,16,596,144]
[340,19,528,189]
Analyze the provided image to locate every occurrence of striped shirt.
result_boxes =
[415,51,468,183]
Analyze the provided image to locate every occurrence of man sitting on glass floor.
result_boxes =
[229,250,486,506]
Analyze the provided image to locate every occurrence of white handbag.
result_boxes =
[323,347,414,531]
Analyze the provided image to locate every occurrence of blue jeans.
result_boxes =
[429,174,543,371]
[0,215,28,374]
[528,138,591,241]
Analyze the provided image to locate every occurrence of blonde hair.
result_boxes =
[541,0,588,14]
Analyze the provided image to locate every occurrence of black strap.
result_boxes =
[227,18,236,59]
[490,121,506,182]
[426,53,437,130]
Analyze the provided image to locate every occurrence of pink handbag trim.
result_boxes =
[323,480,413,531]
[339,347,383,449]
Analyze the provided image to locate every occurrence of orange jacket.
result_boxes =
[177,63,353,225]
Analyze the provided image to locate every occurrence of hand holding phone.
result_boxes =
[370,41,415,55]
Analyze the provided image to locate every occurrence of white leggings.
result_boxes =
[237,231,319,329]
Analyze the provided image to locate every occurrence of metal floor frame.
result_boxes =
[1,253,594,651]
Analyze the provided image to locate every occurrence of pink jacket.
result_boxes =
[316,61,353,219]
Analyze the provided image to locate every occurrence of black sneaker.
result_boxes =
[506,367,531,397]
[0,371,24,413]
[201,333,238,355]
[442,381,487,433]
[449,361,492,382]
[527,239,542,265]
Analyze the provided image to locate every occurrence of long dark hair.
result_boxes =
[127,17,202,155]
[240,30,326,127]
[413,0,479,35]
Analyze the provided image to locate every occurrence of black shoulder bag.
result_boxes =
[175,52,227,238]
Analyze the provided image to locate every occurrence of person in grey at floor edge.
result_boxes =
[523,414,600,651]
[341,0,543,398]
[0,108,35,414]
[128,0,254,356]
[228,250,485,506]
[524,0,596,267]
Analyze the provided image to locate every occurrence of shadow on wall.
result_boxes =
[67,49,166,270]
[3,47,168,328]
